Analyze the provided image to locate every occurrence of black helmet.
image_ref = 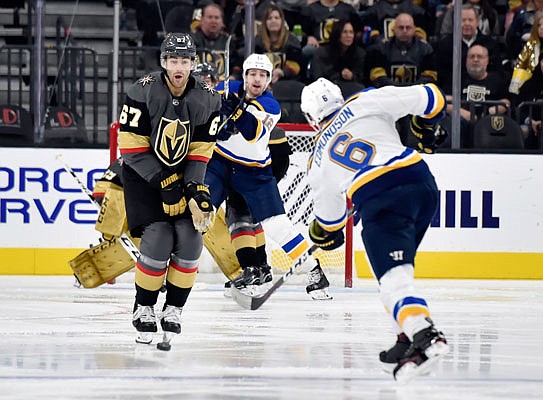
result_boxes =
[160,32,196,61]
[193,62,219,82]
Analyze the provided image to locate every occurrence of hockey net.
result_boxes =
[266,123,353,286]
[110,122,353,287]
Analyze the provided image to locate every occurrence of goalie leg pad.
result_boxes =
[203,207,242,281]
[69,238,138,288]
[95,186,127,238]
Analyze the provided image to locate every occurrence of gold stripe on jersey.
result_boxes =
[135,263,167,291]
[347,152,423,198]
[268,136,288,145]
[119,130,151,152]
[397,305,430,327]
[232,232,256,250]
[166,262,198,288]
[423,83,446,120]
[187,142,215,162]
[370,67,387,82]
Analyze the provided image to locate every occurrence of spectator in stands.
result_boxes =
[368,13,437,88]
[509,12,543,148]
[361,0,430,45]
[443,44,511,147]
[509,11,543,94]
[276,0,308,29]
[438,0,501,39]
[367,13,437,146]
[311,20,367,89]
[299,0,361,79]
[505,0,543,60]
[435,4,503,93]
[192,3,237,81]
[225,0,275,61]
[255,4,306,83]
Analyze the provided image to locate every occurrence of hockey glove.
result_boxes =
[410,115,437,154]
[221,91,244,120]
[217,118,236,141]
[308,219,345,251]
[185,181,215,232]
[150,171,186,216]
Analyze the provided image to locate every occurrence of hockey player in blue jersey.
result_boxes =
[206,53,332,300]
[301,78,450,382]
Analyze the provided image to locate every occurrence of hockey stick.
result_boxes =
[230,244,319,310]
[230,210,354,310]
[223,35,231,98]
[55,154,141,262]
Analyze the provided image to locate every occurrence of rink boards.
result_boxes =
[1,148,542,279]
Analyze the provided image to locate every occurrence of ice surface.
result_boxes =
[0,276,542,400]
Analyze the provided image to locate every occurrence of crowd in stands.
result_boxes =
[4,0,542,150]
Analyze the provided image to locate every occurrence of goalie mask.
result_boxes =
[242,53,273,90]
[300,78,344,131]
[160,32,197,70]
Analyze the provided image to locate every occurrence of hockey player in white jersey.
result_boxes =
[206,53,332,300]
[301,78,449,382]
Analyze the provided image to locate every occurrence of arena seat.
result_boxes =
[472,115,524,150]
[271,80,306,123]
[0,104,34,147]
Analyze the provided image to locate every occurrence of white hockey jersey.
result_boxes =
[214,80,281,167]
[308,83,445,232]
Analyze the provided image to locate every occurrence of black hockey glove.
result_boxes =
[185,181,215,232]
[150,171,186,217]
[308,219,345,251]
[410,115,437,154]
[221,91,244,119]
[217,118,236,141]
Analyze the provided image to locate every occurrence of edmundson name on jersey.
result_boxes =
[314,106,354,167]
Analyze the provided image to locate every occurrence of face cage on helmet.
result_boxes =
[303,111,321,132]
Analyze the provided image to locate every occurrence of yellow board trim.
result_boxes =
[2,248,543,279]
[354,251,543,279]
[0,248,81,275]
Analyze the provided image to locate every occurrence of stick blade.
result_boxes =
[230,286,258,310]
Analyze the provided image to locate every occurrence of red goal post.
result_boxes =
[109,122,354,287]
[276,123,354,287]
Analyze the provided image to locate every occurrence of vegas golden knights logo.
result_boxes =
[155,118,190,167]
[490,116,504,131]
[391,65,418,84]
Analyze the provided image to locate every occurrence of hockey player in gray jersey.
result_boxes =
[301,78,449,382]
[118,32,221,349]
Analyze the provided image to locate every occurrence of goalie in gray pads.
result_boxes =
[301,78,449,383]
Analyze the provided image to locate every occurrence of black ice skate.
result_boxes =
[132,302,157,344]
[157,304,183,351]
[379,333,412,372]
[258,264,273,291]
[306,261,332,300]
[232,266,261,296]
[393,321,449,384]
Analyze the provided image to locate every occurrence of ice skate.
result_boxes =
[157,305,182,351]
[223,281,232,298]
[306,261,332,300]
[232,266,261,297]
[258,264,273,292]
[379,333,411,372]
[393,321,449,384]
[132,303,157,344]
